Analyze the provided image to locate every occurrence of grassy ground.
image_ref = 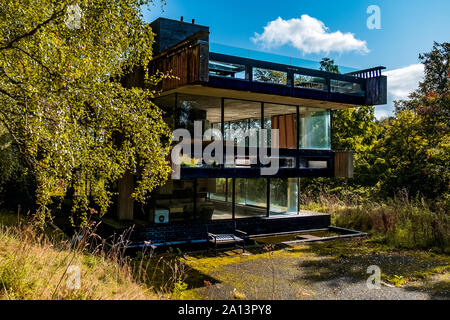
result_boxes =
[0,211,155,300]
[1,210,449,300]
[179,239,450,300]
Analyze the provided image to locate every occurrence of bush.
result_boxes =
[302,192,450,252]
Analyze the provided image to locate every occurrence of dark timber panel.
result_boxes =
[149,41,209,92]
[150,18,209,55]
[124,214,332,246]
[365,76,388,105]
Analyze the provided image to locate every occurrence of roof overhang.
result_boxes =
[159,84,361,110]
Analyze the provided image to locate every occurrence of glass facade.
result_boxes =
[153,179,195,222]
[152,93,333,223]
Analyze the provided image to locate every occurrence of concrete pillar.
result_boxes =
[117,171,134,221]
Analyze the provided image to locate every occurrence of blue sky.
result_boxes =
[144,0,450,118]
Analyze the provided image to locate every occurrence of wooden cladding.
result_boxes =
[271,114,297,149]
[334,151,354,178]
[149,42,209,91]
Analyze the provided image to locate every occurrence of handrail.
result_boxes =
[345,66,386,78]
[209,52,367,85]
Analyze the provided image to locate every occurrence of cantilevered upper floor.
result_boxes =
[146,17,387,109]
[121,18,387,181]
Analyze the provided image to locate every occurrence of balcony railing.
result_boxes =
[147,33,387,106]
[171,141,335,179]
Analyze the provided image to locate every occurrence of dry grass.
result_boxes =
[0,211,156,300]
[300,191,450,252]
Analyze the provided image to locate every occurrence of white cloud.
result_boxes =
[384,64,424,102]
[251,15,369,54]
[376,64,424,119]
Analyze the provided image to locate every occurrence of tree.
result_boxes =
[319,58,339,74]
[0,0,171,224]
[395,42,449,145]
[377,42,450,199]
[375,110,449,198]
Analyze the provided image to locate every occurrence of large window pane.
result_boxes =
[154,179,195,223]
[331,80,364,96]
[253,68,287,85]
[164,94,222,168]
[299,109,331,150]
[235,178,267,219]
[294,74,327,91]
[270,178,298,216]
[209,61,246,79]
[202,178,232,220]
[224,99,261,167]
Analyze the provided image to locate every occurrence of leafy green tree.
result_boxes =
[395,42,449,145]
[0,0,171,223]
[375,110,449,198]
[319,58,339,74]
[377,42,449,199]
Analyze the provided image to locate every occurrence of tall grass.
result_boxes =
[301,190,450,252]
[0,212,188,300]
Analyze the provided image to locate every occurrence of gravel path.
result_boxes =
[183,240,450,300]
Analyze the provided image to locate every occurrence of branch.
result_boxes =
[0,10,64,51]
[12,45,60,79]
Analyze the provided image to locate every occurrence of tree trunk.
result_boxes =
[117,171,134,220]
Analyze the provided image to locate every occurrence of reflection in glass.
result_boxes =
[330,80,364,96]
[270,178,298,216]
[253,68,287,85]
[204,178,232,220]
[299,109,331,150]
[235,178,267,219]
[154,179,195,222]
[294,74,327,91]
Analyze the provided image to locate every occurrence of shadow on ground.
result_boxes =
[179,239,450,300]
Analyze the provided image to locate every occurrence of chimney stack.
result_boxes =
[192,19,195,24]
[180,16,184,22]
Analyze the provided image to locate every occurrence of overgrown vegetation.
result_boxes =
[299,43,449,250]
[0,211,190,300]
[0,0,172,224]
[301,191,449,252]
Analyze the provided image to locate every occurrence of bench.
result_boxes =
[206,222,247,256]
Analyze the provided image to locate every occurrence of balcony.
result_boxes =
[147,31,387,108]
[171,142,353,179]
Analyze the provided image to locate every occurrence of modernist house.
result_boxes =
[114,18,387,246]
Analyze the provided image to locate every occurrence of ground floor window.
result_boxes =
[153,178,300,223]
[270,178,299,216]
[235,178,267,219]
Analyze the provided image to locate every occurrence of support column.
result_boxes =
[266,178,270,217]
[297,178,301,215]
[232,178,236,220]
[117,171,134,221]
[287,178,298,214]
